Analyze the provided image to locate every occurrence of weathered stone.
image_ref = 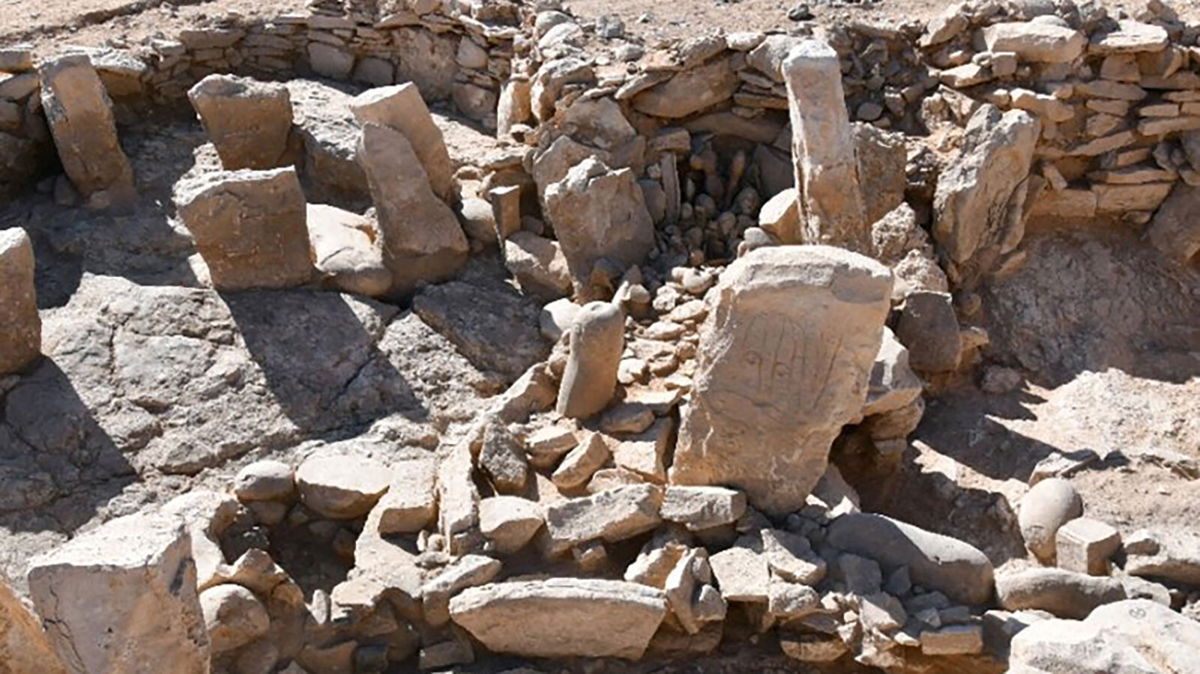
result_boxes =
[450,579,667,659]
[422,554,502,627]
[307,43,355,80]
[1093,182,1173,213]
[861,327,922,419]
[306,204,391,297]
[764,529,827,586]
[557,302,625,419]
[767,579,820,619]
[783,40,869,251]
[839,553,882,595]
[854,123,908,229]
[200,584,269,654]
[543,158,655,297]
[357,123,468,296]
[479,422,529,494]
[552,432,611,490]
[0,228,41,374]
[982,22,1086,63]
[174,167,314,292]
[1056,517,1121,576]
[632,57,738,118]
[0,571,68,674]
[438,440,480,553]
[780,633,848,662]
[27,512,209,674]
[543,484,663,555]
[758,188,800,244]
[287,79,367,202]
[1019,477,1083,563]
[1146,183,1200,263]
[39,54,136,209]
[612,417,673,482]
[1010,600,1200,673]
[296,453,391,519]
[709,539,769,602]
[1089,20,1169,55]
[350,83,455,203]
[896,291,961,373]
[921,624,983,655]
[826,513,994,605]
[670,246,892,515]
[233,460,295,502]
[996,568,1126,619]
[525,425,580,469]
[375,457,437,534]
[188,75,292,170]
[479,496,543,554]
[504,231,572,299]
[660,486,747,531]
[934,105,1040,279]
[161,491,239,590]
[497,77,532,137]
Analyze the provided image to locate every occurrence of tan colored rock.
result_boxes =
[174,167,314,292]
[496,76,532,138]
[479,496,543,554]
[296,453,391,519]
[632,57,738,118]
[188,74,292,170]
[0,570,68,674]
[504,231,572,299]
[1093,182,1173,213]
[350,83,455,203]
[200,584,269,654]
[921,624,983,655]
[982,22,1085,63]
[450,579,667,659]
[1146,183,1200,263]
[660,486,746,531]
[670,246,892,515]
[758,188,800,243]
[761,529,827,585]
[612,417,674,482]
[438,439,481,553]
[996,568,1125,619]
[27,511,210,674]
[0,228,40,374]
[543,484,663,555]
[357,122,468,296]
[422,555,502,627]
[233,460,295,502]
[306,204,391,298]
[782,40,868,251]
[710,540,769,602]
[375,457,437,534]
[781,633,849,662]
[1089,20,1169,55]
[552,432,611,489]
[543,157,655,297]
[160,491,239,591]
[1057,517,1121,576]
[557,302,625,419]
[39,54,136,209]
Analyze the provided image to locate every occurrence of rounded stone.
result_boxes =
[200,584,270,654]
[233,460,296,503]
[295,454,391,519]
[1018,477,1083,562]
[556,302,625,419]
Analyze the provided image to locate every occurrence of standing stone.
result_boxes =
[1019,478,1084,563]
[0,228,40,374]
[357,123,468,297]
[895,291,961,373]
[557,302,625,419]
[187,74,293,170]
[933,105,1040,282]
[174,167,314,292]
[782,41,868,251]
[350,83,455,203]
[0,571,68,674]
[496,77,532,138]
[39,54,136,209]
[27,512,210,674]
[670,246,892,515]
[543,157,655,298]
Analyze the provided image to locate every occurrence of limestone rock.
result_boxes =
[557,302,625,419]
[27,512,209,674]
[357,123,468,297]
[552,432,611,489]
[982,22,1086,63]
[543,157,655,297]
[826,513,994,605]
[188,74,292,170]
[758,188,800,244]
[306,204,392,298]
[200,584,270,653]
[350,83,455,203]
[896,291,961,373]
[504,231,572,299]
[1089,20,1169,55]
[450,579,668,659]
[632,57,738,118]
[39,54,136,209]
[861,327,922,419]
[934,105,1040,280]
[174,167,314,292]
[1145,183,1200,264]
[854,123,908,229]
[1009,600,1200,673]
[233,461,295,503]
[709,539,769,602]
[479,496,544,554]
[422,555,502,627]
[0,571,68,674]
[1123,529,1200,585]
[1056,517,1121,576]
[0,228,41,374]
[1018,477,1083,563]
[478,422,529,494]
[295,453,391,519]
[543,484,663,555]
[762,529,827,586]
[375,457,437,534]
[670,246,892,515]
[996,568,1126,619]
[287,79,367,202]
[660,486,747,531]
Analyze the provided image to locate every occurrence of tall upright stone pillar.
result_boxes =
[669,246,892,515]
[0,228,41,374]
[782,41,868,250]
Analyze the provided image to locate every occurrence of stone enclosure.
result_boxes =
[1,0,1200,673]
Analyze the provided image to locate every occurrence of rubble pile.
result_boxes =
[0,0,1199,673]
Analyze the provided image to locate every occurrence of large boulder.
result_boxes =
[826,513,994,605]
[39,54,136,209]
[1009,600,1200,672]
[27,511,210,674]
[542,157,655,298]
[287,79,368,202]
[0,571,68,674]
[669,246,892,515]
[0,228,40,374]
[933,105,1040,282]
[350,83,455,203]
[188,74,293,170]
[357,123,468,297]
[449,579,668,659]
[174,167,314,292]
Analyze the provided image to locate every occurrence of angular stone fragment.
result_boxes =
[921,624,983,655]
[827,513,994,605]
[758,187,800,244]
[478,422,529,494]
[543,484,663,555]
[174,167,314,292]
[1089,20,1169,55]
[543,158,655,297]
[767,579,820,619]
[524,426,579,469]
[934,105,1040,279]
[39,54,136,209]
[306,204,391,298]
[780,633,848,662]
[996,568,1126,619]
[1093,182,1173,212]
[160,491,239,591]
[0,228,41,374]
[28,512,210,674]
[1056,517,1121,576]
[357,123,468,297]
[660,486,747,531]
[632,57,738,118]
[350,83,455,203]
[295,453,391,519]
[450,579,667,660]
[981,22,1085,63]
[709,540,769,602]
[861,327,922,418]
[612,417,674,482]
[552,432,611,489]
[422,555,502,627]
[0,571,68,674]
[188,74,292,170]
[557,302,625,419]
[670,247,892,515]
[504,231,572,299]
[896,291,961,373]
[1146,183,1200,263]
[287,79,367,202]
[782,40,868,251]
[762,529,827,586]
[375,457,437,534]
[1018,477,1083,563]
[479,496,543,554]
[200,584,269,654]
